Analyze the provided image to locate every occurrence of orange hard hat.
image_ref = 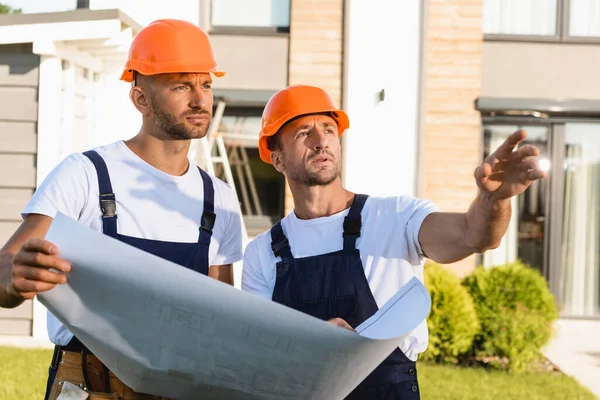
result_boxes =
[258,85,350,164]
[120,19,225,82]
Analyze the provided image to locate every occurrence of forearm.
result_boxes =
[209,264,234,285]
[419,192,511,264]
[464,191,512,253]
[0,252,23,309]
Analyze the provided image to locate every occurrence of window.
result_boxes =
[210,107,285,235]
[560,123,600,316]
[483,0,558,36]
[481,125,550,274]
[211,0,290,31]
[483,0,600,41]
[480,116,600,318]
[569,0,600,36]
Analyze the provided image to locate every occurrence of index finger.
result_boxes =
[21,238,59,255]
[495,130,527,158]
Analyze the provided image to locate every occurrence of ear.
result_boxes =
[271,150,285,173]
[129,86,152,116]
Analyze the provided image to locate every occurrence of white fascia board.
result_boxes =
[0,19,123,45]
[33,40,104,73]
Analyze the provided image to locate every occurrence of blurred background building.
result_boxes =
[0,0,597,343]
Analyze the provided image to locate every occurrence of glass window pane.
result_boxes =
[220,115,261,147]
[560,123,600,316]
[14,0,75,13]
[483,0,557,35]
[569,0,600,37]
[481,125,550,275]
[218,113,285,223]
[211,0,290,28]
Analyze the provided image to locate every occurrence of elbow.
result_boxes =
[476,239,502,254]
[464,218,503,254]
[487,239,502,251]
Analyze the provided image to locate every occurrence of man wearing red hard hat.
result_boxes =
[0,20,243,399]
[242,84,547,399]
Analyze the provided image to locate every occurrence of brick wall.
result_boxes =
[284,0,344,215]
[421,0,484,276]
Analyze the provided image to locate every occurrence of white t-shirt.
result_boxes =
[22,140,244,345]
[241,195,439,361]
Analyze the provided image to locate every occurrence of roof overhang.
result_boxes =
[0,9,141,72]
[475,97,600,118]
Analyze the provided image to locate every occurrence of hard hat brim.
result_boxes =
[258,109,349,164]
[120,63,227,83]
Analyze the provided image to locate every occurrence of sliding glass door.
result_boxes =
[559,123,600,317]
[482,120,600,318]
[481,125,550,275]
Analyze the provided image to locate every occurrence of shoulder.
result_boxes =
[244,216,291,261]
[38,152,95,187]
[363,194,439,214]
[245,227,274,256]
[196,167,238,207]
[74,142,126,173]
[210,174,236,198]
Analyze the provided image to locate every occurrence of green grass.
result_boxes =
[419,363,597,400]
[0,346,596,400]
[0,346,51,400]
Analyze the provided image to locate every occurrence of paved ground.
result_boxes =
[542,318,600,399]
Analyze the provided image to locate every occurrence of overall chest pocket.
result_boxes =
[274,252,365,326]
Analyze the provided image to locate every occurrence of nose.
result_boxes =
[312,126,330,151]
[189,87,206,109]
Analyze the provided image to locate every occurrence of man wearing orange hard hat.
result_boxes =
[0,20,243,399]
[241,85,547,399]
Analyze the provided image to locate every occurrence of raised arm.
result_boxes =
[418,130,546,264]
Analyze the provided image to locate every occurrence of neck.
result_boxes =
[288,177,353,220]
[125,129,191,176]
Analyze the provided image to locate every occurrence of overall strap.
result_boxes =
[197,167,216,246]
[270,221,293,261]
[83,150,118,238]
[343,194,369,251]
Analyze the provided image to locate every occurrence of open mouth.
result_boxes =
[312,155,333,165]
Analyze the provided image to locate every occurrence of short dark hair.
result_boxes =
[267,132,282,151]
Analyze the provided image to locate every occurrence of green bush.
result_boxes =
[421,263,480,364]
[461,261,559,372]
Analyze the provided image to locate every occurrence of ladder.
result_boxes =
[192,100,249,240]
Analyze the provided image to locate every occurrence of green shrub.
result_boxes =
[461,261,559,372]
[421,263,480,364]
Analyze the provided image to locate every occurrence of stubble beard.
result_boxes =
[150,94,211,141]
[285,157,341,187]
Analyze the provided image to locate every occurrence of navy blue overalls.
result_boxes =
[270,194,420,400]
[44,150,216,399]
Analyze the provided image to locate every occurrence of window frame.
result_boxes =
[218,106,287,224]
[207,0,291,35]
[484,0,600,44]
[479,103,600,318]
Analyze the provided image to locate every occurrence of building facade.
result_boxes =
[0,0,598,341]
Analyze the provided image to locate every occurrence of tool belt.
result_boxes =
[48,337,173,400]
